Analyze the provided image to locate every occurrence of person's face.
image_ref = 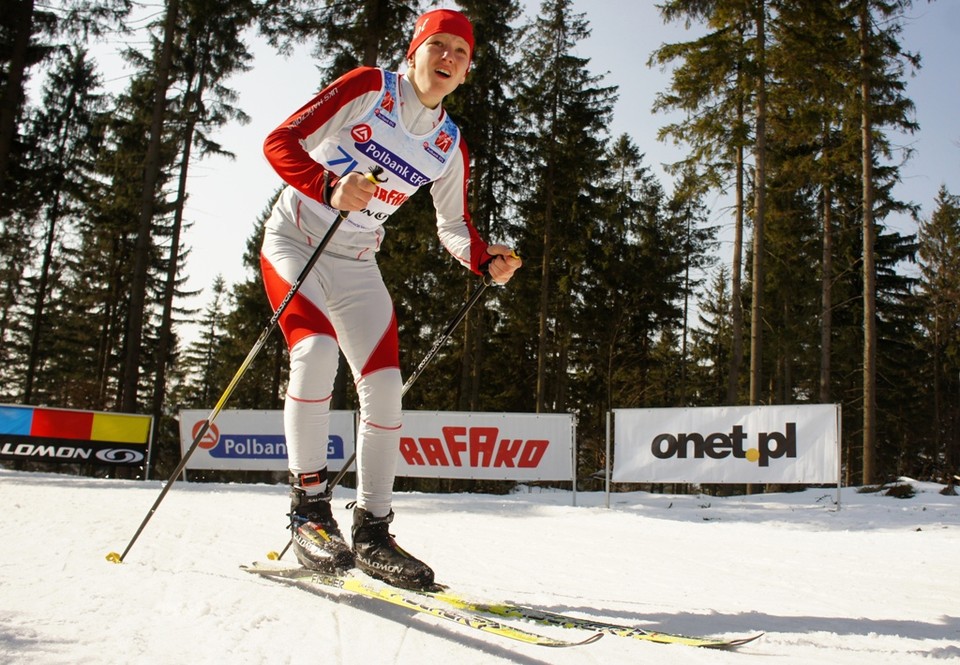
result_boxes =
[407,32,471,108]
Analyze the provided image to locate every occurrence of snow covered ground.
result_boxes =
[1,468,958,664]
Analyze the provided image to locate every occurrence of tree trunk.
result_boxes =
[120,0,180,413]
[360,0,385,67]
[0,0,34,199]
[749,0,767,407]
[727,142,745,404]
[860,0,878,485]
[536,172,554,414]
[23,192,61,402]
[152,60,206,459]
[820,186,833,403]
[681,214,692,405]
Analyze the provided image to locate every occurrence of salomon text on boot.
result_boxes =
[351,507,435,590]
[289,475,354,572]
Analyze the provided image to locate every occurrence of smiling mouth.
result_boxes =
[435,68,452,79]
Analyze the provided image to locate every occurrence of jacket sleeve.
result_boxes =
[263,67,383,205]
[430,138,491,275]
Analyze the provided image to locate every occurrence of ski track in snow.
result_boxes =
[1,468,958,664]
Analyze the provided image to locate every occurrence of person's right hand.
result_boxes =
[329,171,378,211]
[485,245,522,285]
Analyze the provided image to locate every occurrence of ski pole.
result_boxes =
[269,254,516,562]
[107,167,384,565]
[269,277,490,563]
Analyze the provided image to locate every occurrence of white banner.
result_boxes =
[612,404,839,484]
[177,410,574,481]
[396,411,574,481]
[178,410,355,472]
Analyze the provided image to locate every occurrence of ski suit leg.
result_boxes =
[260,229,340,488]
[323,259,402,519]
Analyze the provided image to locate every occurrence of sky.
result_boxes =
[2,469,958,663]
[89,1,960,344]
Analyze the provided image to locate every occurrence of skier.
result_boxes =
[260,8,521,590]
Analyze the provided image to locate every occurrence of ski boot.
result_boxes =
[289,476,354,572]
[351,507,435,590]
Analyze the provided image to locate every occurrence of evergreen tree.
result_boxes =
[310,0,424,77]
[443,0,523,412]
[666,167,718,403]
[257,0,422,79]
[570,135,691,469]
[652,0,759,405]
[874,228,921,477]
[768,0,857,406]
[53,67,173,411]
[0,2,55,384]
[148,0,258,463]
[690,265,733,404]
[18,46,106,404]
[176,274,230,409]
[0,0,131,393]
[0,0,56,209]
[915,186,960,480]
[508,0,616,413]
[119,0,181,413]
[174,198,287,416]
[854,0,920,483]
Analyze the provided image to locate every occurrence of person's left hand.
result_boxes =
[486,245,522,285]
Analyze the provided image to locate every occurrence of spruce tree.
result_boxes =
[442,0,522,411]
[19,46,106,404]
[916,186,960,480]
[509,0,616,413]
[854,0,920,483]
[690,265,734,404]
[652,0,757,405]
[148,0,258,460]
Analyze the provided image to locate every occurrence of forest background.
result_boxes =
[1,0,959,492]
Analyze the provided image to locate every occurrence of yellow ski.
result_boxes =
[242,565,602,648]
[428,589,762,648]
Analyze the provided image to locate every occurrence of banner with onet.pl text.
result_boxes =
[612,404,840,484]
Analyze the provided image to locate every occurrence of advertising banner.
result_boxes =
[0,404,152,467]
[178,410,575,482]
[395,411,573,481]
[612,404,839,484]
[178,410,355,472]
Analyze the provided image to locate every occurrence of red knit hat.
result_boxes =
[406,9,475,61]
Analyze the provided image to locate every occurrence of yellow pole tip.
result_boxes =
[106,552,122,564]
[266,551,280,560]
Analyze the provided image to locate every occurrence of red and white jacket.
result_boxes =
[263,67,491,272]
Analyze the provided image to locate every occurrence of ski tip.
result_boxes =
[105,552,122,564]
[703,632,764,649]
[728,632,765,648]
